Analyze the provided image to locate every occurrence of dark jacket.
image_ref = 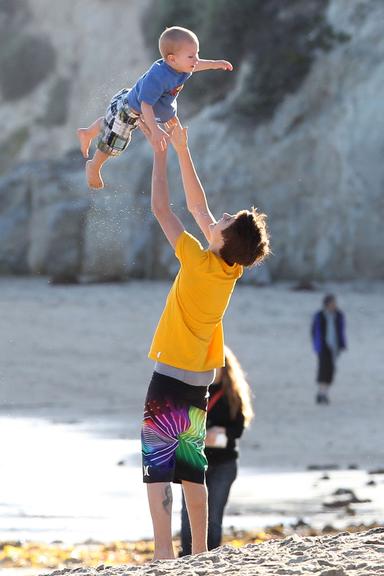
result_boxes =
[311,309,346,355]
[205,383,245,465]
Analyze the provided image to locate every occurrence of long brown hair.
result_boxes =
[220,346,254,427]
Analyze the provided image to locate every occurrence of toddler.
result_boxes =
[77,26,232,188]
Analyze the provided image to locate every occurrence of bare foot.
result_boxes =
[86,160,104,189]
[77,128,92,159]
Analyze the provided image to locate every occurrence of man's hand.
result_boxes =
[167,120,188,153]
[151,125,170,152]
[139,118,169,152]
[215,59,233,71]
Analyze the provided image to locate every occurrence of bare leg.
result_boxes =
[147,483,175,560]
[77,116,103,159]
[182,480,208,555]
[86,149,109,189]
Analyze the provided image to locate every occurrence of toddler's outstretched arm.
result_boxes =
[194,59,233,72]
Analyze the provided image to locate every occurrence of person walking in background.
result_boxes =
[311,294,347,405]
[180,346,254,555]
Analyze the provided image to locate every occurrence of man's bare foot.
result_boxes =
[86,160,104,189]
[77,128,92,159]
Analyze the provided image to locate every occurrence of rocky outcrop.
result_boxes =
[0,0,383,280]
[0,164,31,274]
[0,0,152,173]
[0,144,269,283]
[0,154,89,280]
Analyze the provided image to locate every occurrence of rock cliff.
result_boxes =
[0,0,383,280]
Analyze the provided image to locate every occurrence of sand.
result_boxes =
[1,278,383,575]
[19,527,384,576]
[1,277,383,471]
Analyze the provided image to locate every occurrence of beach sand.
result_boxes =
[5,527,383,576]
[1,277,383,471]
[1,278,383,574]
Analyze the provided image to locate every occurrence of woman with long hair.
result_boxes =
[180,346,254,554]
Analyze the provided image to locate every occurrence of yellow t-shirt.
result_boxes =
[148,231,243,371]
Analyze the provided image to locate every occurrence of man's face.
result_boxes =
[168,41,199,73]
[209,213,236,247]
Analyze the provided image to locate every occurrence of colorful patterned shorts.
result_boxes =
[141,372,209,484]
[97,89,140,156]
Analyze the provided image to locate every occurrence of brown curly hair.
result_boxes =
[219,208,270,267]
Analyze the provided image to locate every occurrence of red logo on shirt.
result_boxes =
[169,84,184,96]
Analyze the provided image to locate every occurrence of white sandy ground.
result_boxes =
[0,277,383,470]
[5,528,384,576]
[0,278,383,574]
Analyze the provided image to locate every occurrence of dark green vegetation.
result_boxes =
[144,0,349,123]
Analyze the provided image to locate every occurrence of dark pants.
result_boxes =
[180,458,237,555]
[317,347,336,384]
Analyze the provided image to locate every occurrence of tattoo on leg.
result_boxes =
[162,484,172,516]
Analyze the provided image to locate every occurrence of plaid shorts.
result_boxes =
[141,372,209,484]
[97,89,140,156]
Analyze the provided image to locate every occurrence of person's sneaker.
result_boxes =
[316,393,330,405]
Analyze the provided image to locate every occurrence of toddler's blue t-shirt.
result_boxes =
[127,60,192,123]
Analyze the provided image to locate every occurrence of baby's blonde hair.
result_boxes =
[159,26,199,58]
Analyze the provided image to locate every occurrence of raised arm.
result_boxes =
[194,59,233,72]
[139,119,184,248]
[151,150,185,249]
[169,122,216,243]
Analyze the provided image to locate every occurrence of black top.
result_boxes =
[205,383,245,465]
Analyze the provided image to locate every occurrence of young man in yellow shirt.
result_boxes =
[140,120,270,559]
